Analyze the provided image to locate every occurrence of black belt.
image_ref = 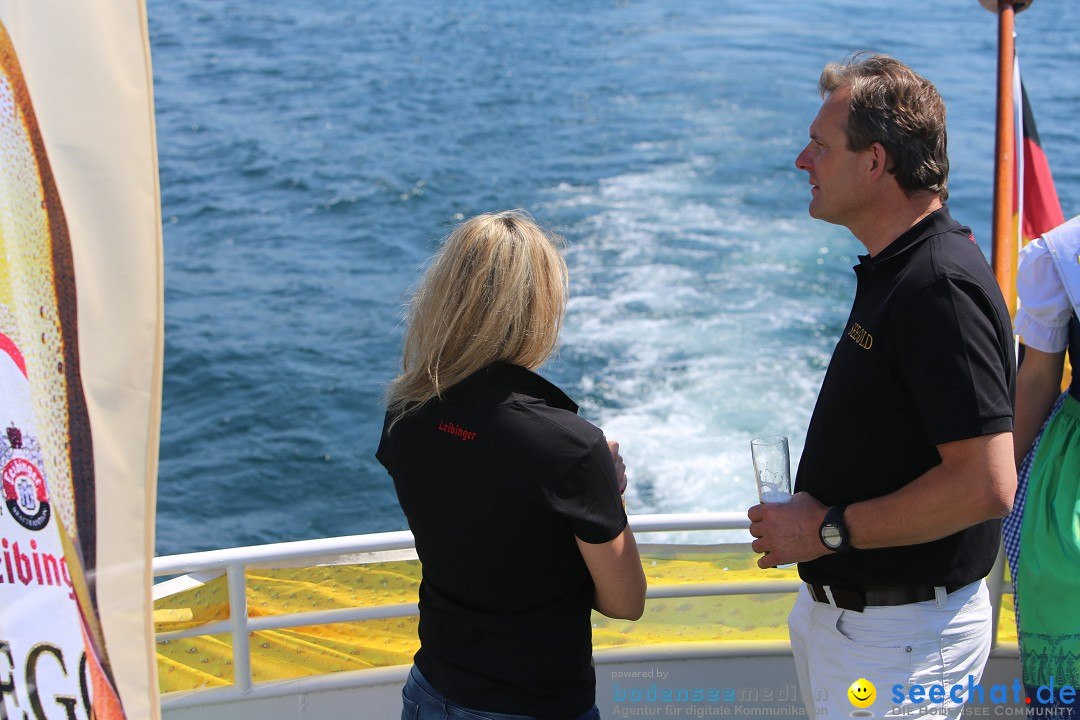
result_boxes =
[806,583,965,612]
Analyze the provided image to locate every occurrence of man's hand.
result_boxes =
[747,492,831,569]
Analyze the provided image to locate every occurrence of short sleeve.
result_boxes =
[894,278,1014,445]
[1014,237,1071,353]
[543,435,628,544]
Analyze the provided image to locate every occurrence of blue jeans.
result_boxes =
[401,665,600,720]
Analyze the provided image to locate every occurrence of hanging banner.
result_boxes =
[0,1,162,719]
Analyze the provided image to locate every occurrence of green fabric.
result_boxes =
[1017,394,1080,689]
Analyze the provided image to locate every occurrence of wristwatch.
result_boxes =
[819,504,853,553]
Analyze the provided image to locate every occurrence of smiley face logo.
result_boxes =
[847,678,876,709]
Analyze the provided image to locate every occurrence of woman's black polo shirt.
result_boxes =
[376,362,626,719]
[795,207,1016,588]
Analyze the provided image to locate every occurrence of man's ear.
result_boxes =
[866,142,889,180]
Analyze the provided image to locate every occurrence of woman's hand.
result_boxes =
[608,440,627,495]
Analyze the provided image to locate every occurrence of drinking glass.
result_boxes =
[750,435,794,569]
[750,435,791,503]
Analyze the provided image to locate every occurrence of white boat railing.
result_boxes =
[152,511,1014,710]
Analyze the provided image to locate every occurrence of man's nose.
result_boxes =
[795,145,812,172]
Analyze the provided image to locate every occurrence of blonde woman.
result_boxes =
[377,210,646,720]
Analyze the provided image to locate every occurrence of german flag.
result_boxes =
[1016,76,1064,244]
[1014,67,1070,387]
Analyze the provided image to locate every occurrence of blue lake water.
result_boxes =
[148,0,1080,556]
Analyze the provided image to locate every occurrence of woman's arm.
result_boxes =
[1012,235,1072,465]
[576,527,646,620]
[575,439,645,620]
[1014,346,1067,466]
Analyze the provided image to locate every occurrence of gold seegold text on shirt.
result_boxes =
[847,322,873,350]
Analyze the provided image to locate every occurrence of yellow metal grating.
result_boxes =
[154,547,1017,694]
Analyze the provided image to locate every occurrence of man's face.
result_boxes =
[794,88,873,227]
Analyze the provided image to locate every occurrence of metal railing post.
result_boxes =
[987,541,1009,651]
[226,563,253,693]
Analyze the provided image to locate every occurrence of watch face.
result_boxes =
[821,525,843,549]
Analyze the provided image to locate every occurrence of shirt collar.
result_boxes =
[856,206,962,271]
[450,361,579,413]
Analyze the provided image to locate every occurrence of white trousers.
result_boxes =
[788,580,992,719]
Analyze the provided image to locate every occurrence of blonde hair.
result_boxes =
[385,210,568,426]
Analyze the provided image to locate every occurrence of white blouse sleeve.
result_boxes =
[1014,237,1071,353]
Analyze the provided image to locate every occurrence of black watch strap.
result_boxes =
[819,504,853,553]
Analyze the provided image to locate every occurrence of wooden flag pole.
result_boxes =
[990,0,1018,313]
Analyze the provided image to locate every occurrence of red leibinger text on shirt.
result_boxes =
[437,421,477,441]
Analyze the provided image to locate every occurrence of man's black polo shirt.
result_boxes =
[795,207,1016,588]
[376,362,626,719]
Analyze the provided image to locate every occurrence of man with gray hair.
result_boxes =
[748,53,1017,719]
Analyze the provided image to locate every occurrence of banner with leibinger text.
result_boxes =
[0,2,162,719]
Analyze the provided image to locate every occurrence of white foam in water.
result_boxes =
[546,159,844,544]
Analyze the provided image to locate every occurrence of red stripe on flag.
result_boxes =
[1019,80,1065,242]
[1022,136,1065,241]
